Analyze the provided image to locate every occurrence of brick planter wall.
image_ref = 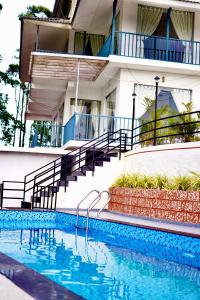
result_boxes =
[108,187,200,224]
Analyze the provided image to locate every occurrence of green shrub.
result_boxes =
[112,172,200,191]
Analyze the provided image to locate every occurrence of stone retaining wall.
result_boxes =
[108,187,200,224]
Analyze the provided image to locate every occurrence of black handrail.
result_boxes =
[24,129,128,204]
[132,110,200,146]
[24,130,116,182]
[25,131,122,181]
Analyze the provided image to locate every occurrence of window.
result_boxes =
[134,84,192,118]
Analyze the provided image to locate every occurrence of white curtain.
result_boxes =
[170,89,191,112]
[91,101,100,138]
[137,5,164,58]
[137,5,164,35]
[135,84,156,118]
[171,10,194,63]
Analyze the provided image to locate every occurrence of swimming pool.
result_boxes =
[0,210,200,300]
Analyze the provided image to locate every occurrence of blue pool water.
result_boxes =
[0,211,200,299]
[0,223,200,300]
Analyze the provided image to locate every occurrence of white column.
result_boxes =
[193,12,200,64]
[117,69,133,118]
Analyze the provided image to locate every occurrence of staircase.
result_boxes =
[0,130,130,210]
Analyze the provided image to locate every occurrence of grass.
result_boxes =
[112,173,200,191]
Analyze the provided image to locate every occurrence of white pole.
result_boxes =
[75,59,80,113]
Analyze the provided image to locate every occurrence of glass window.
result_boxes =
[135,83,192,118]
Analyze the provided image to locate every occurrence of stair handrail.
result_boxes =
[76,189,100,228]
[25,129,121,180]
[27,130,129,196]
[26,129,130,205]
[86,190,110,231]
[97,191,111,217]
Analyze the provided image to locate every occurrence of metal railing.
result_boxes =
[113,31,200,65]
[86,190,110,230]
[97,31,200,66]
[29,114,137,147]
[76,189,100,228]
[63,113,137,144]
[23,129,129,207]
[131,110,200,147]
[30,123,64,148]
[0,181,25,209]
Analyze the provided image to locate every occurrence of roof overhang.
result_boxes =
[20,17,71,83]
[25,53,108,121]
[30,52,109,81]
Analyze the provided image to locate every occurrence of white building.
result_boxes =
[19,0,200,148]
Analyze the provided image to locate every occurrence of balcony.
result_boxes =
[99,31,200,66]
[30,114,138,147]
[63,113,138,145]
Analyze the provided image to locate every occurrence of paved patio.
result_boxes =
[0,274,34,300]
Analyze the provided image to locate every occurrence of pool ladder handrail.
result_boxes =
[86,190,110,231]
[76,189,99,228]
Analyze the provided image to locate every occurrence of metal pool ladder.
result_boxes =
[75,190,111,230]
[76,189,99,228]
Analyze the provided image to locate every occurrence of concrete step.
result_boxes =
[59,180,69,187]
[71,170,86,177]
[66,175,77,182]
[95,157,110,162]
[21,201,32,209]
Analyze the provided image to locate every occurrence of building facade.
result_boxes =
[19,0,200,148]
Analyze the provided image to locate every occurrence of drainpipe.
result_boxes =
[110,0,118,55]
[166,7,172,61]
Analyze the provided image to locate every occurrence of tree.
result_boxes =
[172,102,200,143]
[139,98,200,146]
[18,5,52,18]
[0,93,22,145]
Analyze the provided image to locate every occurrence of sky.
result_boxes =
[0,0,55,71]
[0,1,55,145]
[0,0,55,124]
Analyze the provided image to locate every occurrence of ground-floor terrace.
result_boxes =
[26,52,200,149]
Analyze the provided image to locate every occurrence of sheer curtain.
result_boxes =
[135,84,156,118]
[90,35,105,56]
[137,5,164,35]
[137,5,164,57]
[170,89,192,111]
[74,32,86,54]
[171,10,194,63]
[91,101,100,138]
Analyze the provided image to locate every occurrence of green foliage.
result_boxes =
[139,97,176,146]
[172,102,200,143]
[29,121,52,146]
[112,173,200,191]
[19,5,53,18]
[139,98,199,146]
[0,94,22,145]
